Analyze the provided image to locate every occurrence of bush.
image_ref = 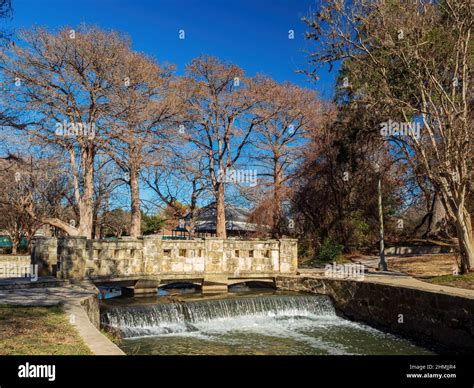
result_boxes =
[345,211,370,250]
[141,212,166,235]
[317,237,344,262]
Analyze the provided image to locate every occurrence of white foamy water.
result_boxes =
[101,294,434,355]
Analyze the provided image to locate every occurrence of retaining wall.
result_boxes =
[276,276,474,354]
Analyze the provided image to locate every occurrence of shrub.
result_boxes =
[141,212,166,235]
[345,211,370,250]
[317,237,344,262]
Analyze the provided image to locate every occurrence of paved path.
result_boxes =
[297,268,474,299]
[364,273,474,299]
[0,282,95,305]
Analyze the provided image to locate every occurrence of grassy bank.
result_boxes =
[384,254,474,291]
[0,305,92,355]
[424,273,474,291]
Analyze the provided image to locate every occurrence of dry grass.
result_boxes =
[387,254,474,291]
[387,254,458,278]
[0,305,92,355]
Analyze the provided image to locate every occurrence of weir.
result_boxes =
[101,294,336,338]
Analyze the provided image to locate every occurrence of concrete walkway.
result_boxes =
[365,273,474,299]
[63,301,125,355]
[0,280,125,355]
[297,267,474,299]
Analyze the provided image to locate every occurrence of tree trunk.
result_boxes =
[188,217,196,238]
[129,167,141,238]
[216,182,226,238]
[420,193,449,239]
[455,206,474,273]
[377,173,387,271]
[272,167,283,238]
[23,204,79,236]
[77,151,94,239]
[78,202,93,239]
[92,209,98,239]
[27,237,33,254]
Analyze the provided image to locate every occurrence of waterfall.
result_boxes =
[102,295,336,338]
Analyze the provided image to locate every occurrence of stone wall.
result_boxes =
[33,236,298,281]
[385,245,455,255]
[58,237,87,280]
[143,238,206,275]
[32,237,58,276]
[276,276,474,354]
[87,239,144,278]
[223,240,281,275]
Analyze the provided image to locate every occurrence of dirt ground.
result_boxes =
[387,254,474,290]
[387,254,458,278]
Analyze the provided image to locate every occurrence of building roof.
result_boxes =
[177,203,257,233]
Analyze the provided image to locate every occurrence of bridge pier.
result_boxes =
[133,279,161,295]
[202,275,228,294]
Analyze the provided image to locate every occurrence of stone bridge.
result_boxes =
[32,236,298,293]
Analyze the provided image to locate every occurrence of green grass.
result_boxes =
[425,272,474,290]
[0,305,92,355]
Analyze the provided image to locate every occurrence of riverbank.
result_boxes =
[277,270,474,354]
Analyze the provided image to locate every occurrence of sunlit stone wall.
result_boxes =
[32,236,298,280]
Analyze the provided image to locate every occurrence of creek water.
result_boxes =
[101,291,434,355]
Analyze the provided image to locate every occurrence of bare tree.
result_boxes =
[250,79,321,237]
[0,25,134,238]
[177,56,267,238]
[0,148,70,252]
[103,53,177,237]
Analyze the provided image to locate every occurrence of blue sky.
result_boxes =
[7,0,337,100]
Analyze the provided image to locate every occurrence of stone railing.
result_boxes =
[32,236,298,281]
[32,237,58,276]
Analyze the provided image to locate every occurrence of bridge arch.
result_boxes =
[227,279,276,289]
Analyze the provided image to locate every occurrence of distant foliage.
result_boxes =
[317,238,344,262]
[141,212,166,236]
[345,211,370,251]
